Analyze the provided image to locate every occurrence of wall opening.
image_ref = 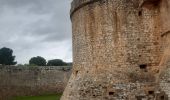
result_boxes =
[138,11,142,16]
[160,96,164,100]
[75,70,78,76]
[109,92,114,95]
[92,94,96,97]
[148,91,154,95]
[139,64,147,69]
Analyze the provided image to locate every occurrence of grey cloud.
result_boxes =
[0,0,72,64]
[0,0,69,14]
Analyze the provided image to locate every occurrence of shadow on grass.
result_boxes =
[11,94,62,100]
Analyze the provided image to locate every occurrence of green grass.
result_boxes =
[11,94,62,100]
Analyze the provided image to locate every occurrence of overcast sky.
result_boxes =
[0,0,72,64]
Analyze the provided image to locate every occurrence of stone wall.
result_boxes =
[159,29,170,99]
[0,65,71,100]
[62,0,170,100]
[160,63,170,99]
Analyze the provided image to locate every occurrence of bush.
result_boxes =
[29,56,46,66]
[47,59,67,66]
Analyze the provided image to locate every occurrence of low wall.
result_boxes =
[0,65,72,100]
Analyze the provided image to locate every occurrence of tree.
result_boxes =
[47,59,67,66]
[29,56,46,66]
[0,47,17,65]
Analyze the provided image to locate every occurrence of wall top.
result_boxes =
[0,65,72,71]
[70,0,100,18]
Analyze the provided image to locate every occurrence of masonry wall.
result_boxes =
[62,0,170,100]
[159,30,170,99]
[0,65,71,100]
[160,62,170,99]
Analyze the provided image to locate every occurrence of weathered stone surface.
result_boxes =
[62,0,170,100]
[0,65,71,100]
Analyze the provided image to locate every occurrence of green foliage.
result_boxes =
[0,47,17,65]
[47,59,67,66]
[29,56,46,66]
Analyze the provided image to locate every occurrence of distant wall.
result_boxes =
[0,65,72,100]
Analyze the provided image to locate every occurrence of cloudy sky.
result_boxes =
[0,0,72,64]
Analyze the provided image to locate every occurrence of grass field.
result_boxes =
[11,94,62,100]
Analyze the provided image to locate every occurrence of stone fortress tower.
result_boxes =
[62,0,170,100]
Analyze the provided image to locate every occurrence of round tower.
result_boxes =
[62,0,169,99]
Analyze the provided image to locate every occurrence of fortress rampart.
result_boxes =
[62,0,170,100]
[70,0,100,17]
[0,65,71,100]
